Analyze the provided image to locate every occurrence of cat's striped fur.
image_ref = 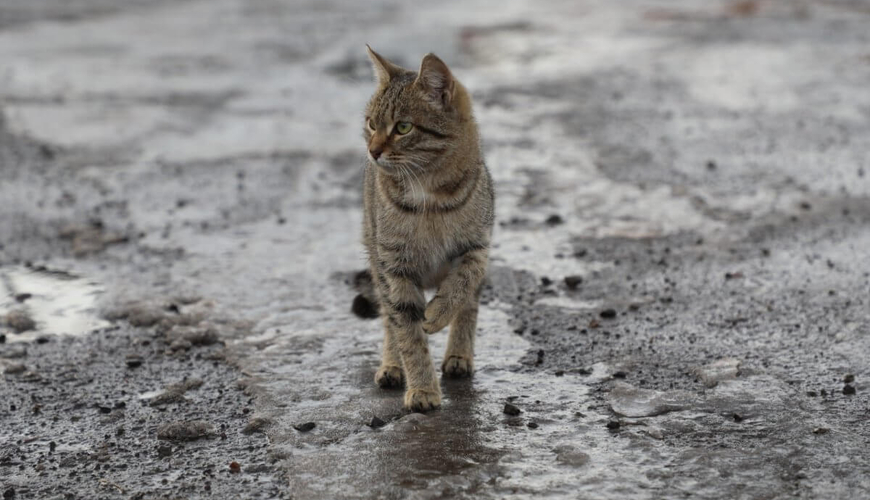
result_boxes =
[358,46,494,411]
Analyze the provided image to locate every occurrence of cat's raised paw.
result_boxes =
[403,387,442,412]
[422,297,452,334]
[375,365,404,388]
[442,355,474,378]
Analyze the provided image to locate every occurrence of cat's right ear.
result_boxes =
[366,45,402,86]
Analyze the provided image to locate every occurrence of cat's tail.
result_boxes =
[351,269,380,319]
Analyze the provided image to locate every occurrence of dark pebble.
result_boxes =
[527,422,539,429]
[157,444,173,457]
[612,371,627,379]
[0,334,5,344]
[4,487,14,499]
[844,374,855,384]
[229,461,241,473]
[732,413,744,423]
[813,427,829,435]
[724,272,744,280]
[503,403,522,416]
[606,420,620,430]
[706,160,717,170]
[600,309,617,319]
[98,406,112,414]
[555,370,565,377]
[125,355,143,369]
[545,214,564,226]
[351,294,378,319]
[294,422,316,432]
[806,391,817,397]
[35,336,50,344]
[540,276,552,286]
[14,293,32,303]
[843,385,856,395]
[564,275,583,290]
[368,416,386,429]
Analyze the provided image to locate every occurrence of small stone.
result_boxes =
[3,363,26,375]
[503,403,522,416]
[612,371,627,379]
[294,422,316,432]
[553,445,590,466]
[527,422,539,429]
[125,354,143,369]
[600,309,617,319]
[606,420,620,430]
[844,374,855,384]
[706,160,717,170]
[564,275,583,290]
[545,214,564,226]
[812,427,829,435]
[229,461,241,473]
[157,420,215,441]
[5,310,36,333]
[243,416,274,435]
[732,413,744,423]
[843,384,856,395]
[0,334,5,344]
[806,391,818,397]
[4,487,14,499]
[540,276,553,286]
[34,336,50,344]
[14,293,32,303]
[555,370,565,377]
[724,271,744,280]
[368,416,386,429]
[98,406,112,414]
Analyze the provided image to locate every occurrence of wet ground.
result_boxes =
[1,0,869,498]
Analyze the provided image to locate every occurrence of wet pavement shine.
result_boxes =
[1,0,869,499]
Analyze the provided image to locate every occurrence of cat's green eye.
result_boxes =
[395,122,413,135]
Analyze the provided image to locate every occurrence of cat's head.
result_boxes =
[363,46,472,176]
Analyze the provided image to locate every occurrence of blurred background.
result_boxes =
[1,1,869,499]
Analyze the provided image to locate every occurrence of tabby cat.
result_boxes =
[356,46,494,411]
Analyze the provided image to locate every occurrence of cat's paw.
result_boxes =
[403,387,442,412]
[422,296,453,334]
[374,365,405,389]
[442,355,474,378]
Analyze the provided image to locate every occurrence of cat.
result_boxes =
[355,46,494,411]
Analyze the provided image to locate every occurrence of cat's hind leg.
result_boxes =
[442,300,477,378]
[374,320,404,388]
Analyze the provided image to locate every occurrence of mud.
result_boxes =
[1,0,869,499]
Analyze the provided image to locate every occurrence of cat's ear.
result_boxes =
[366,45,402,86]
[415,53,455,109]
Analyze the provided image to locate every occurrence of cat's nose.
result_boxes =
[369,146,384,160]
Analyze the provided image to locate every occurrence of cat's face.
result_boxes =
[363,46,460,177]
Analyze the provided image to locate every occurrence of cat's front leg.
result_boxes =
[382,273,441,411]
[422,247,488,334]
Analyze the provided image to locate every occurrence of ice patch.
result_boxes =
[0,266,108,342]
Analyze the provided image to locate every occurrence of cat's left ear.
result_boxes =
[415,53,455,109]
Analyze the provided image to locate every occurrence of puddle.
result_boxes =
[0,266,108,342]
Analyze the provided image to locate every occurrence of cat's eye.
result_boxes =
[395,122,413,135]
[366,119,375,130]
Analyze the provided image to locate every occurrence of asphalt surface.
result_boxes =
[1,0,869,499]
